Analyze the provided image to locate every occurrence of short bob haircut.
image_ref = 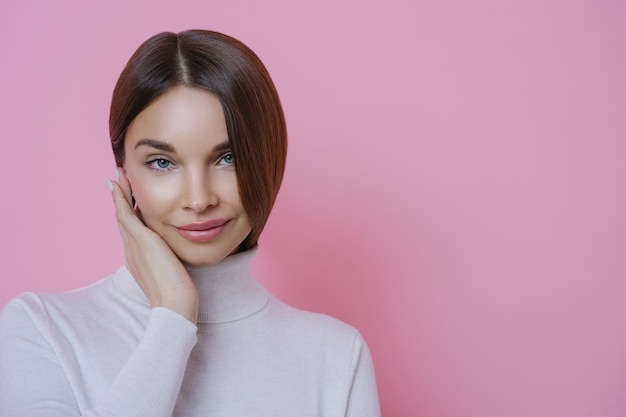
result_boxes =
[109,30,287,251]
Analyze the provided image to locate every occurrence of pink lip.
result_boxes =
[175,219,229,242]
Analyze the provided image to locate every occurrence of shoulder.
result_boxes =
[260,298,376,396]
[0,267,147,336]
[266,297,367,353]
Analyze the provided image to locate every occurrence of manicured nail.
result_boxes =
[114,167,120,180]
[106,178,114,191]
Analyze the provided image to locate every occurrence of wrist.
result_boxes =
[159,292,199,324]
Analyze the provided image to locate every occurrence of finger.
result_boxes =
[109,178,144,235]
[109,178,131,214]
[117,167,145,220]
[116,167,133,207]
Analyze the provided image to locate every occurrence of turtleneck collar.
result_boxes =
[182,246,269,325]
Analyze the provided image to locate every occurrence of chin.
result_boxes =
[176,249,231,266]
[172,241,244,266]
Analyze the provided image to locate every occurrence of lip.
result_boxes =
[175,218,229,243]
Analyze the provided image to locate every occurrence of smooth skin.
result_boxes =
[110,172,199,322]
[108,86,253,324]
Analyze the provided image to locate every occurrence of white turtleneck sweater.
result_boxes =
[0,248,380,416]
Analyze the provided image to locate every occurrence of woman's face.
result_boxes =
[123,86,252,265]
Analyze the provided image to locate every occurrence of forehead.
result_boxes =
[125,86,228,153]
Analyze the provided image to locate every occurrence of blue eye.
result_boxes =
[218,152,235,166]
[156,159,170,169]
[146,158,174,171]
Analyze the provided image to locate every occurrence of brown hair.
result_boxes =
[109,30,287,250]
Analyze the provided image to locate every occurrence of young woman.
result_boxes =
[0,30,380,416]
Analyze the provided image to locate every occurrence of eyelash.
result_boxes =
[145,157,175,172]
[217,152,235,166]
[144,152,234,172]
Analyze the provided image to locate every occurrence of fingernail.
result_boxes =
[114,167,120,180]
[106,178,114,191]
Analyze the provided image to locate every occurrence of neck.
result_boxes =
[182,246,269,324]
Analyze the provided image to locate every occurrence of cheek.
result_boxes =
[217,175,246,212]
[129,175,179,221]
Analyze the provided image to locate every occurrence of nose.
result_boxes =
[182,169,217,213]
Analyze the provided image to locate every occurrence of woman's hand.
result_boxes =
[108,168,199,324]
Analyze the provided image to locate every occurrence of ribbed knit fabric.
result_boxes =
[0,248,380,416]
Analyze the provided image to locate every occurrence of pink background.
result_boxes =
[1,1,625,415]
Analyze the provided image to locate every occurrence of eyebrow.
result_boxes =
[212,140,231,152]
[134,139,175,153]
[134,139,231,153]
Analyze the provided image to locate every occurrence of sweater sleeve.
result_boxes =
[0,298,197,417]
[344,333,381,417]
